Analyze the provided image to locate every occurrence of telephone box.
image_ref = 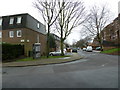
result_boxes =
[33,43,41,59]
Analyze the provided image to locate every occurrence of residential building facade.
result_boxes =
[0,13,47,56]
[102,16,120,46]
[92,15,120,48]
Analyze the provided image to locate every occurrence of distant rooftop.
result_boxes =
[1,13,46,35]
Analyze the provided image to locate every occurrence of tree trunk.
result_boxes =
[60,26,64,56]
[46,25,50,58]
[99,40,103,51]
[61,38,64,56]
[98,35,103,51]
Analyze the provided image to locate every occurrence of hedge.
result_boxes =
[2,43,24,61]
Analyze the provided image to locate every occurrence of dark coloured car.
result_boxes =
[72,48,77,53]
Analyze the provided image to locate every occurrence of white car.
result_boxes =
[49,49,66,56]
[86,46,93,52]
[82,48,86,51]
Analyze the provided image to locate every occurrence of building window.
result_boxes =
[9,17,14,25]
[17,30,22,37]
[103,38,106,40]
[0,31,2,38]
[0,18,2,26]
[17,16,22,24]
[9,31,14,38]
[37,23,40,29]
[27,40,30,42]
[21,39,25,42]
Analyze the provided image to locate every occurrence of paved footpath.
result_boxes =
[2,53,83,67]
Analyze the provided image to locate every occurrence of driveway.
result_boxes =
[2,50,118,88]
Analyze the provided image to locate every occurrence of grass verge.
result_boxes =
[101,48,120,54]
[16,55,70,62]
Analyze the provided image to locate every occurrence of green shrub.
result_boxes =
[2,43,24,61]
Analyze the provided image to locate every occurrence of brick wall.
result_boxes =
[102,17,120,45]
[2,28,47,56]
[92,15,120,47]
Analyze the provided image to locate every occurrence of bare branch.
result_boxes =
[83,5,111,49]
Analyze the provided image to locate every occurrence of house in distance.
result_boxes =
[0,13,47,56]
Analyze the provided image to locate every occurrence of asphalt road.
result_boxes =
[2,50,119,88]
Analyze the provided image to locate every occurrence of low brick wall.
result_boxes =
[103,46,116,51]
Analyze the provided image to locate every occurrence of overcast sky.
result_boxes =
[0,0,119,45]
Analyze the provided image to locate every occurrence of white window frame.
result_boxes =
[17,16,22,24]
[9,31,14,38]
[0,18,2,26]
[17,30,22,37]
[9,17,14,25]
[0,31,2,38]
[37,23,40,29]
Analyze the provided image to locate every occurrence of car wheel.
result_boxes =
[50,54,53,56]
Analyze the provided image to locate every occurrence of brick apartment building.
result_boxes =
[102,16,120,46]
[92,2,120,49]
[0,13,47,56]
[92,14,120,48]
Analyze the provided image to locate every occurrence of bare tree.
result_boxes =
[75,36,92,48]
[33,0,63,57]
[54,0,86,55]
[83,5,110,50]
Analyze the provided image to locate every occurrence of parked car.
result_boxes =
[96,47,101,50]
[96,47,103,51]
[66,48,72,52]
[82,48,86,51]
[86,46,93,52]
[49,49,66,56]
[49,51,61,56]
[72,48,77,53]
[77,47,80,50]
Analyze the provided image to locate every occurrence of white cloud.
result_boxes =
[0,0,119,44]
[118,1,120,14]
